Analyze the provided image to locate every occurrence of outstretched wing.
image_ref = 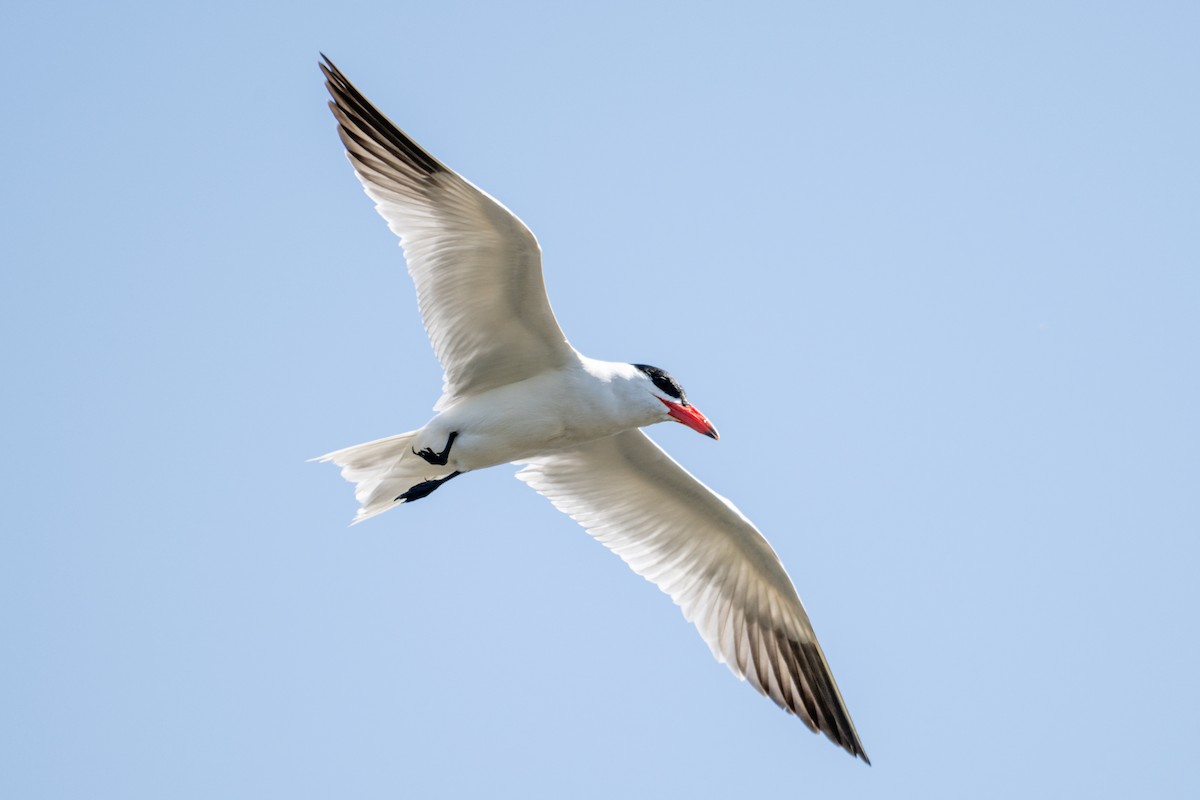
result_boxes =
[321,56,574,408]
[517,430,869,762]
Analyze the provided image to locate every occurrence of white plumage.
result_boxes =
[314,55,869,763]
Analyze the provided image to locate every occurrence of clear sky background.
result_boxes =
[3,1,1198,798]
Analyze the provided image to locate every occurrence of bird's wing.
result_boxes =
[516,430,869,762]
[321,56,574,408]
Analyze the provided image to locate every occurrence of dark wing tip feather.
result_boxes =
[318,54,446,178]
[788,639,870,764]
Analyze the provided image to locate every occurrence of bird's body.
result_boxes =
[314,55,869,763]
[420,358,673,472]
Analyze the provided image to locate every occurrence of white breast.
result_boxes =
[419,361,657,472]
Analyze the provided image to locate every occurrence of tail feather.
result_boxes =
[311,431,450,523]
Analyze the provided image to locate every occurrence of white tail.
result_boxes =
[311,431,451,523]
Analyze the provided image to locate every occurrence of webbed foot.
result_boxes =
[413,431,458,466]
[396,471,461,503]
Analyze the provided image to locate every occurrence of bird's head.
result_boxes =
[632,364,719,440]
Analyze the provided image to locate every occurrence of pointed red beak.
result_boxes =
[659,398,719,440]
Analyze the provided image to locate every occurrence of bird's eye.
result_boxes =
[633,364,687,404]
[656,376,682,400]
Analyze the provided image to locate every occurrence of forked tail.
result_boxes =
[311,431,453,523]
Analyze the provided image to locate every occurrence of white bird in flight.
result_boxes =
[314,55,869,763]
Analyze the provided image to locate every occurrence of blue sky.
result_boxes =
[3,1,1198,797]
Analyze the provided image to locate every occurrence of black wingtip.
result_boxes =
[317,55,447,178]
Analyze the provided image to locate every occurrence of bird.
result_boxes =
[313,54,869,763]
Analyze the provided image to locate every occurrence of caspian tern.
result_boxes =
[314,55,869,763]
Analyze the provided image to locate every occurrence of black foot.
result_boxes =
[413,431,458,466]
[396,471,461,503]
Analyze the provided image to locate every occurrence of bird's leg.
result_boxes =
[396,471,462,503]
[413,431,458,466]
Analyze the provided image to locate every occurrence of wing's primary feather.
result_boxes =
[517,430,869,763]
[320,56,574,408]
